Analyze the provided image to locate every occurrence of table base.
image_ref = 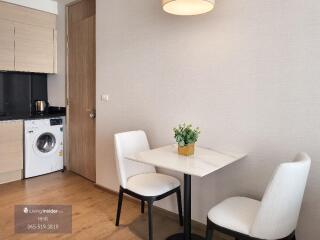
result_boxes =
[166,233,204,240]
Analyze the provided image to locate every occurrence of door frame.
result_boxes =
[65,0,96,175]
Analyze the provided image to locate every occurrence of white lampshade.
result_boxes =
[162,0,215,16]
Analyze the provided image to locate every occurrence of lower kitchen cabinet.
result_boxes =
[0,120,23,184]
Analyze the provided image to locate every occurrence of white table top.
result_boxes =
[126,144,246,178]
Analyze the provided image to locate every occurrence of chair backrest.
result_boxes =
[114,130,156,188]
[250,153,311,239]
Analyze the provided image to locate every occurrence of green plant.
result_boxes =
[173,124,200,147]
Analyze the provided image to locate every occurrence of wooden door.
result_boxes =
[0,19,14,71]
[15,23,54,73]
[68,0,96,182]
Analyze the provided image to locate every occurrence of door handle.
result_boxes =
[89,111,96,119]
[86,109,96,119]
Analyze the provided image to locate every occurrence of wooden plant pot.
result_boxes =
[178,144,195,156]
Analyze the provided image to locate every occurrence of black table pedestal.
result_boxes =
[167,174,204,240]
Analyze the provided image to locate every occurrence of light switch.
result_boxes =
[101,94,109,102]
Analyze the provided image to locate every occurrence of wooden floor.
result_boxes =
[0,172,227,240]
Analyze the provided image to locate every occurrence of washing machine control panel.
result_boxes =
[26,121,38,132]
[50,118,63,126]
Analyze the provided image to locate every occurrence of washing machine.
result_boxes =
[24,118,64,178]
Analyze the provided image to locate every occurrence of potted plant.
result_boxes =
[173,124,200,156]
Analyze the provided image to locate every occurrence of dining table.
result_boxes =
[126,144,246,240]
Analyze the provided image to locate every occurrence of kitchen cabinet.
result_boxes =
[0,1,56,29]
[54,29,58,73]
[0,19,14,71]
[0,120,23,184]
[15,23,55,73]
[0,1,57,74]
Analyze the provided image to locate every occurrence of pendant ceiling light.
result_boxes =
[162,0,215,16]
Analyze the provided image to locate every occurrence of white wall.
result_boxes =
[96,0,320,239]
[48,0,74,169]
[47,0,74,107]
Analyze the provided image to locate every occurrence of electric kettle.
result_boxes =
[35,100,48,113]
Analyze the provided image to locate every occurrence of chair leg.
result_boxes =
[147,200,154,240]
[141,200,145,213]
[115,187,124,226]
[176,188,183,226]
[205,225,214,240]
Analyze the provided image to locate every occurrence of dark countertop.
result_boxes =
[0,107,66,121]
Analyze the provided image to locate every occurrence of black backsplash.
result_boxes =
[0,74,4,115]
[0,72,47,115]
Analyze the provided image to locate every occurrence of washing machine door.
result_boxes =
[34,132,58,156]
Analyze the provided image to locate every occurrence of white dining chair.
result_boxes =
[114,130,183,240]
[206,152,311,240]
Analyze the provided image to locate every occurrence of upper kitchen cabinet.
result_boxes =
[0,1,57,74]
[15,23,55,73]
[0,20,14,71]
